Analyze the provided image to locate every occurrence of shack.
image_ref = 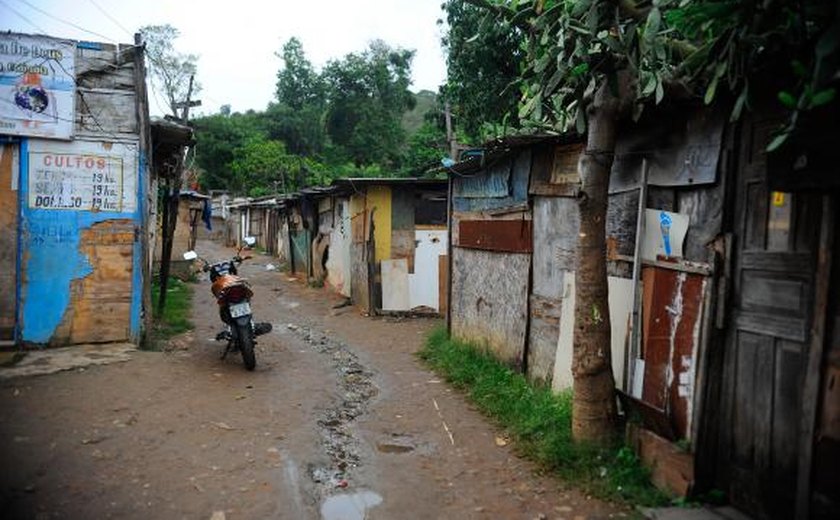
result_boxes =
[0,32,153,347]
[331,178,448,315]
[446,99,840,519]
[153,190,209,278]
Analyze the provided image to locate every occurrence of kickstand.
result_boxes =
[220,341,233,360]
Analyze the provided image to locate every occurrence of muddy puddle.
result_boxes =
[287,323,379,501]
[320,490,383,520]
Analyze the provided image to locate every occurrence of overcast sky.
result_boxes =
[1,0,449,116]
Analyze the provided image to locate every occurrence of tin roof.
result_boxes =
[446,133,582,175]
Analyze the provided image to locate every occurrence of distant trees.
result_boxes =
[193,37,446,195]
[322,40,417,166]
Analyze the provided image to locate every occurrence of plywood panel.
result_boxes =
[409,230,447,311]
[326,199,352,297]
[367,186,392,262]
[527,294,562,385]
[450,247,530,368]
[0,144,18,339]
[350,243,369,312]
[438,255,449,315]
[552,275,633,392]
[533,197,578,298]
[381,259,410,311]
[76,89,138,136]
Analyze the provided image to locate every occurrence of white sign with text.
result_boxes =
[28,139,138,213]
[0,33,75,140]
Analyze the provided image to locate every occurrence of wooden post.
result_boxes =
[133,33,153,343]
[795,196,835,519]
[445,101,457,160]
[157,75,196,314]
[625,159,649,394]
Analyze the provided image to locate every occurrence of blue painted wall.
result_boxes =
[17,138,145,345]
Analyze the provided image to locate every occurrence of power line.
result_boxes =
[85,0,133,38]
[10,0,118,43]
[0,0,47,34]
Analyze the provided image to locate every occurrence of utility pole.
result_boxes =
[157,74,199,315]
[444,101,457,161]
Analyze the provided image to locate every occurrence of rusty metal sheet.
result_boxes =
[458,219,532,253]
[641,266,706,439]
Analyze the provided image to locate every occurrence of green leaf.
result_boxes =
[810,88,836,108]
[730,85,748,122]
[519,93,540,119]
[766,132,789,152]
[704,74,719,105]
[534,52,551,73]
[545,66,566,94]
[570,0,591,17]
[777,91,797,108]
[571,62,589,77]
[655,79,664,104]
[646,8,662,38]
[791,60,807,78]
[641,73,657,96]
[815,23,840,58]
[510,7,536,27]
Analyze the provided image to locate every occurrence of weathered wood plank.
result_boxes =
[0,145,18,339]
[527,294,562,385]
[533,197,577,298]
[734,310,808,343]
[796,196,835,519]
[450,247,530,369]
[76,89,138,136]
[678,185,725,262]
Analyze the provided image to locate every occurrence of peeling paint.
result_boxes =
[664,272,686,410]
[640,267,706,439]
[19,138,142,346]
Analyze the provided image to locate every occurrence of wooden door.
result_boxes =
[0,144,18,341]
[720,116,821,518]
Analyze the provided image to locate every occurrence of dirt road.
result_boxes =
[0,240,627,520]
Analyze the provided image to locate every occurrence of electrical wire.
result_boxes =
[85,0,133,39]
[10,0,118,43]
[0,0,47,33]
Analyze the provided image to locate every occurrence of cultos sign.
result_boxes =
[41,154,108,170]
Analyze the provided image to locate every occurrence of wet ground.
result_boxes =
[0,239,629,519]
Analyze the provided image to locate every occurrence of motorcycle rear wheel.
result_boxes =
[237,322,256,371]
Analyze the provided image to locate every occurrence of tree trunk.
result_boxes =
[572,82,623,444]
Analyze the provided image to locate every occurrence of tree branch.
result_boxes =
[460,0,533,31]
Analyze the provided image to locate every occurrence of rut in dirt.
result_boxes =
[286,322,378,497]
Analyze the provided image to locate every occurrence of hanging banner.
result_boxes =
[0,33,75,140]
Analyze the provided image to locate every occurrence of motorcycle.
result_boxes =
[183,237,272,371]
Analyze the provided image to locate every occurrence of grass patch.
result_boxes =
[149,277,194,345]
[419,326,667,507]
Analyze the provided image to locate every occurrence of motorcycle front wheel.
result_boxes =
[237,321,256,371]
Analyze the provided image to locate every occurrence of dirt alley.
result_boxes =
[0,239,629,520]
